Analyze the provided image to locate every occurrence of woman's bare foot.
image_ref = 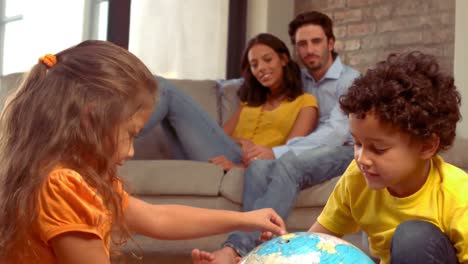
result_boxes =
[191,247,240,264]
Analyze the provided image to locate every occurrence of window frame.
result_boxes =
[106,0,247,79]
[0,0,246,78]
[0,0,23,75]
[0,0,105,76]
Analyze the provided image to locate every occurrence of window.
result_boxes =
[129,0,229,79]
[0,0,108,76]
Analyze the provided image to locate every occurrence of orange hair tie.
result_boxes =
[38,54,57,68]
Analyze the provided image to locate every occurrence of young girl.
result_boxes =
[0,40,286,263]
[140,33,319,171]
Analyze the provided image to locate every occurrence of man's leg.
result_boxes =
[391,220,459,264]
[224,145,354,256]
[139,76,242,162]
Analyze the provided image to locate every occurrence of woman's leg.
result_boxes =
[391,220,458,264]
[140,76,242,162]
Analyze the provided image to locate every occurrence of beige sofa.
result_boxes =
[1,73,467,263]
[118,78,347,262]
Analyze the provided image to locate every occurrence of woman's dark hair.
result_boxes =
[288,11,337,58]
[340,51,461,151]
[238,33,303,106]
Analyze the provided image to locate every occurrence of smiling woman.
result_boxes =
[225,33,319,155]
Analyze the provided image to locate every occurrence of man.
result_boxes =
[192,11,360,264]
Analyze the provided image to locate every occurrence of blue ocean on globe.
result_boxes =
[240,232,375,264]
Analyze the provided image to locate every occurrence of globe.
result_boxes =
[240,232,375,264]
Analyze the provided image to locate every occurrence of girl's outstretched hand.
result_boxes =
[241,208,287,236]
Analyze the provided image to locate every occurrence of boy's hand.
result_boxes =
[242,208,287,236]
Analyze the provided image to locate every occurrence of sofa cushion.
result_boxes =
[133,78,219,160]
[170,79,220,123]
[218,78,242,125]
[220,168,340,207]
[133,126,173,159]
[119,160,224,196]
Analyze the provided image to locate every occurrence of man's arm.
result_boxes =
[242,105,318,165]
[273,68,360,158]
[273,104,350,157]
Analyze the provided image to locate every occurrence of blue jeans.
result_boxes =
[141,76,242,162]
[391,220,458,264]
[224,145,354,256]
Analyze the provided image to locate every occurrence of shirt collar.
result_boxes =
[303,56,344,82]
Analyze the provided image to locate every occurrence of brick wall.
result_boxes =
[294,0,455,73]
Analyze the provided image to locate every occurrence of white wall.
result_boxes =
[455,0,468,138]
[246,0,294,52]
[246,0,268,40]
[129,0,228,79]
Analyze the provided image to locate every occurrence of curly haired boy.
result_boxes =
[308,51,467,263]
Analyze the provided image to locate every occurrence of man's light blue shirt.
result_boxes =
[273,56,360,158]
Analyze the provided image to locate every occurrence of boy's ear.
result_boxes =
[419,134,440,159]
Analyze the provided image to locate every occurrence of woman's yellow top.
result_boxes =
[232,93,317,147]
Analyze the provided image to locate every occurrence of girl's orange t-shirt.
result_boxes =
[5,167,128,263]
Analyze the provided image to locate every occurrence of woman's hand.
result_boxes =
[241,208,287,236]
[209,155,244,171]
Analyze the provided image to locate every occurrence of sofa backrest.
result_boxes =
[0,72,25,109]
[133,78,228,159]
[440,136,468,171]
[218,79,242,125]
[0,73,243,160]
[133,78,246,160]
[1,73,466,170]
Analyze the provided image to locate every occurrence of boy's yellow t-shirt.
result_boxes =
[232,93,318,147]
[5,167,129,263]
[318,156,468,264]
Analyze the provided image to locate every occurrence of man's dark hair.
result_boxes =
[288,11,337,57]
[340,51,461,152]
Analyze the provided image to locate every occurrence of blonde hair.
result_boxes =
[0,40,157,258]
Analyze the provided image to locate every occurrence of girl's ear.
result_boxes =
[420,134,440,159]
